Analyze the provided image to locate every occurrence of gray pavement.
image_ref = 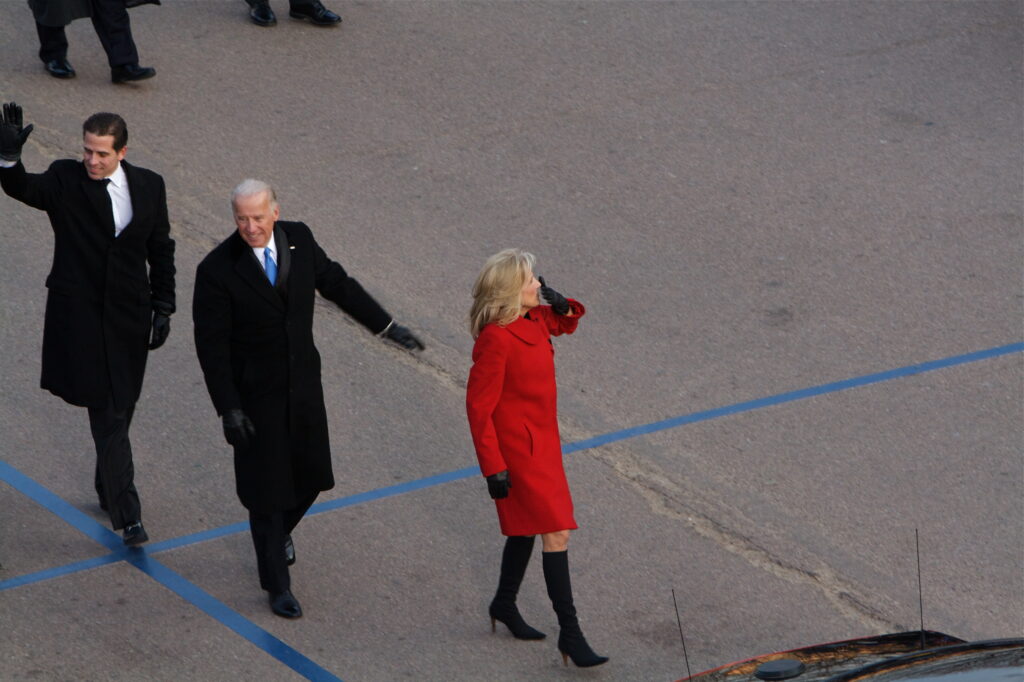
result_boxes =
[0,1,1021,680]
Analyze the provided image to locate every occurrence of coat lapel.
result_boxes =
[233,233,286,311]
[273,224,291,297]
[118,161,143,237]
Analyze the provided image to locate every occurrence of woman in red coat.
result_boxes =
[466,248,607,668]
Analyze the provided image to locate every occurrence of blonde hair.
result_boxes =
[469,248,536,338]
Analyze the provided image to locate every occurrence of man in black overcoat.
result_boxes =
[193,179,423,618]
[0,103,175,545]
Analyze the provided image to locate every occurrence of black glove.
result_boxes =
[222,409,255,449]
[0,102,34,163]
[486,470,511,500]
[538,276,570,315]
[148,312,170,350]
[382,322,425,351]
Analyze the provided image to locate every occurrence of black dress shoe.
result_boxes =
[284,534,295,566]
[269,590,302,618]
[122,521,149,546]
[111,64,156,84]
[44,59,76,79]
[289,1,341,25]
[249,1,277,26]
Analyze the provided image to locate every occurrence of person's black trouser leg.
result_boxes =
[88,401,140,530]
[89,0,139,67]
[249,493,317,594]
[35,22,69,63]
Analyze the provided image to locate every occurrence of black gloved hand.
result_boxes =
[0,102,34,163]
[148,312,170,350]
[382,322,425,351]
[538,276,570,315]
[486,470,511,500]
[222,409,256,449]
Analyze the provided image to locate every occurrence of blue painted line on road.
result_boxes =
[0,460,122,551]
[0,554,123,591]
[1,341,1020,680]
[307,465,479,516]
[0,463,343,682]
[147,520,250,553]
[126,552,343,682]
[562,341,1024,454]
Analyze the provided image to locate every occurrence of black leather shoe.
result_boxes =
[111,64,156,84]
[284,535,295,566]
[289,1,341,25]
[249,1,277,26]
[44,58,76,79]
[122,521,149,546]
[269,590,302,618]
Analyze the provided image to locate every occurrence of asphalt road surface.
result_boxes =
[0,1,1021,680]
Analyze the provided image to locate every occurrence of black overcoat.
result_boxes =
[0,159,176,409]
[192,221,391,513]
[27,0,91,27]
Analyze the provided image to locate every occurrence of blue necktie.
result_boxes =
[265,250,277,285]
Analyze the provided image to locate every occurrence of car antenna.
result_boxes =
[672,587,693,679]
[916,528,926,649]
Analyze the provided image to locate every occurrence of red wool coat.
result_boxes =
[466,300,585,536]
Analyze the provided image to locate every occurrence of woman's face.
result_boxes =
[520,268,541,311]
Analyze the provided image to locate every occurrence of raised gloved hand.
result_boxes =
[222,409,255,449]
[0,102,34,163]
[486,470,511,500]
[148,312,170,350]
[538,276,570,315]
[381,321,425,351]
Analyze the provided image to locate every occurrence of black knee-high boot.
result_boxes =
[542,549,608,667]
[489,535,546,640]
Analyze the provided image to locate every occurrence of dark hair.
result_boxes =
[83,113,128,150]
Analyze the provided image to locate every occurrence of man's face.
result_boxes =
[82,132,126,180]
[233,192,280,248]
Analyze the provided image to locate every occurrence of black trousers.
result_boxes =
[249,493,317,594]
[35,0,139,67]
[88,400,141,530]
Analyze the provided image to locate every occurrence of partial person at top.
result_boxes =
[28,0,160,83]
[244,0,341,27]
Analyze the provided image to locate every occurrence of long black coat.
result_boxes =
[28,0,91,27]
[193,221,391,513]
[0,159,176,409]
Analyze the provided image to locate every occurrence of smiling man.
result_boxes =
[0,103,175,546]
[192,179,423,618]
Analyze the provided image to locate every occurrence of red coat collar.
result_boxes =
[503,313,546,345]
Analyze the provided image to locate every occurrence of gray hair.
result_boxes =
[231,179,277,208]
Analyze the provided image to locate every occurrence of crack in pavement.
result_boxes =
[567,433,909,634]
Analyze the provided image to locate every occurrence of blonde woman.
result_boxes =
[466,248,607,668]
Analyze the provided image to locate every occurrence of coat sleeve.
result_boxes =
[146,176,176,314]
[192,263,241,415]
[0,161,60,212]
[309,229,392,334]
[533,298,585,336]
[466,327,511,477]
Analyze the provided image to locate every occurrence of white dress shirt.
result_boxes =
[106,163,133,237]
[253,234,278,274]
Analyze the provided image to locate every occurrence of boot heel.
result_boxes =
[490,616,497,633]
[561,652,569,667]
